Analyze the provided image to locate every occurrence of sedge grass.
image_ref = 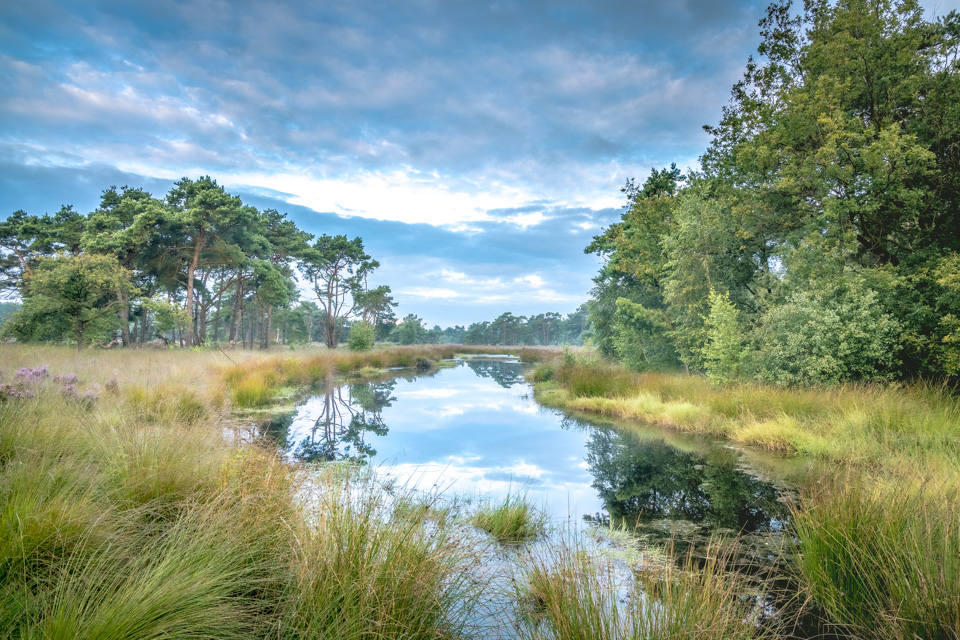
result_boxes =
[0,345,499,639]
[282,465,486,639]
[471,493,548,543]
[791,476,960,640]
[516,537,768,640]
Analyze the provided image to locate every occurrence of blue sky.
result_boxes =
[2,0,957,326]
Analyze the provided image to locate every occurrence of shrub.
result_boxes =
[754,285,901,386]
[347,321,375,351]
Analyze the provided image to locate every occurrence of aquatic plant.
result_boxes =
[472,493,547,543]
[516,538,767,640]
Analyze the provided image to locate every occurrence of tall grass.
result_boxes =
[531,358,960,477]
[0,345,495,639]
[516,537,767,640]
[281,465,485,639]
[791,477,960,640]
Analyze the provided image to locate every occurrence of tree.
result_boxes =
[392,314,426,345]
[702,291,744,384]
[5,254,137,351]
[82,186,168,346]
[166,176,251,346]
[300,235,379,348]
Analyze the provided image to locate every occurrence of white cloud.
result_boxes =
[514,274,544,288]
[399,287,464,299]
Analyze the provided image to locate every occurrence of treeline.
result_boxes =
[376,307,591,346]
[0,177,397,350]
[588,0,960,385]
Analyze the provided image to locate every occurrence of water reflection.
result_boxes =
[579,421,787,533]
[463,359,527,388]
[262,361,792,534]
[263,377,398,463]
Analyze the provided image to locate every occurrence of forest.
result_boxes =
[587,0,960,385]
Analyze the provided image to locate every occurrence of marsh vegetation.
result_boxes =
[2,342,959,639]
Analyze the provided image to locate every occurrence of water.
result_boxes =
[257,357,799,537]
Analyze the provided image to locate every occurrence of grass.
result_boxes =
[0,345,495,639]
[531,357,960,477]
[221,344,557,408]
[471,493,547,543]
[9,343,960,639]
[283,465,485,639]
[790,476,960,640]
[516,537,768,640]
[532,354,960,640]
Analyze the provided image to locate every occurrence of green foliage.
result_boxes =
[755,282,902,386]
[586,0,960,383]
[141,295,191,335]
[347,320,375,351]
[702,291,743,384]
[612,298,680,372]
[5,254,137,350]
[391,314,427,345]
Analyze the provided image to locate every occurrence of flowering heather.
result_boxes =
[0,383,34,399]
[53,373,79,384]
[15,366,49,383]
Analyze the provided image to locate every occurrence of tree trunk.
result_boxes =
[324,314,337,348]
[184,234,202,346]
[229,279,242,342]
[263,306,273,349]
[116,287,131,347]
[213,289,222,343]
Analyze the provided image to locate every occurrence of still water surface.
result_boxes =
[260,357,799,539]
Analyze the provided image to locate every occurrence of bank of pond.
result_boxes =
[0,344,957,639]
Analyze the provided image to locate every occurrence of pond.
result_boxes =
[257,356,807,543]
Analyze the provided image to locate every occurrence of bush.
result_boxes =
[754,285,901,386]
[348,321,375,351]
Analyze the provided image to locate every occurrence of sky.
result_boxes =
[2,0,958,327]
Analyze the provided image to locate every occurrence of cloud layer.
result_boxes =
[3,0,957,324]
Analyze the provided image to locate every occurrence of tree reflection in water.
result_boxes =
[463,359,525,388]
[577,419,787,533]
[263,376,398,463]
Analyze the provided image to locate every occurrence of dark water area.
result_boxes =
[257,357,798,539]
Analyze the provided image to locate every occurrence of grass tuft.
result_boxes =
[516,538,767,640]
[791,476,960,640]
[472,493,547,543]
